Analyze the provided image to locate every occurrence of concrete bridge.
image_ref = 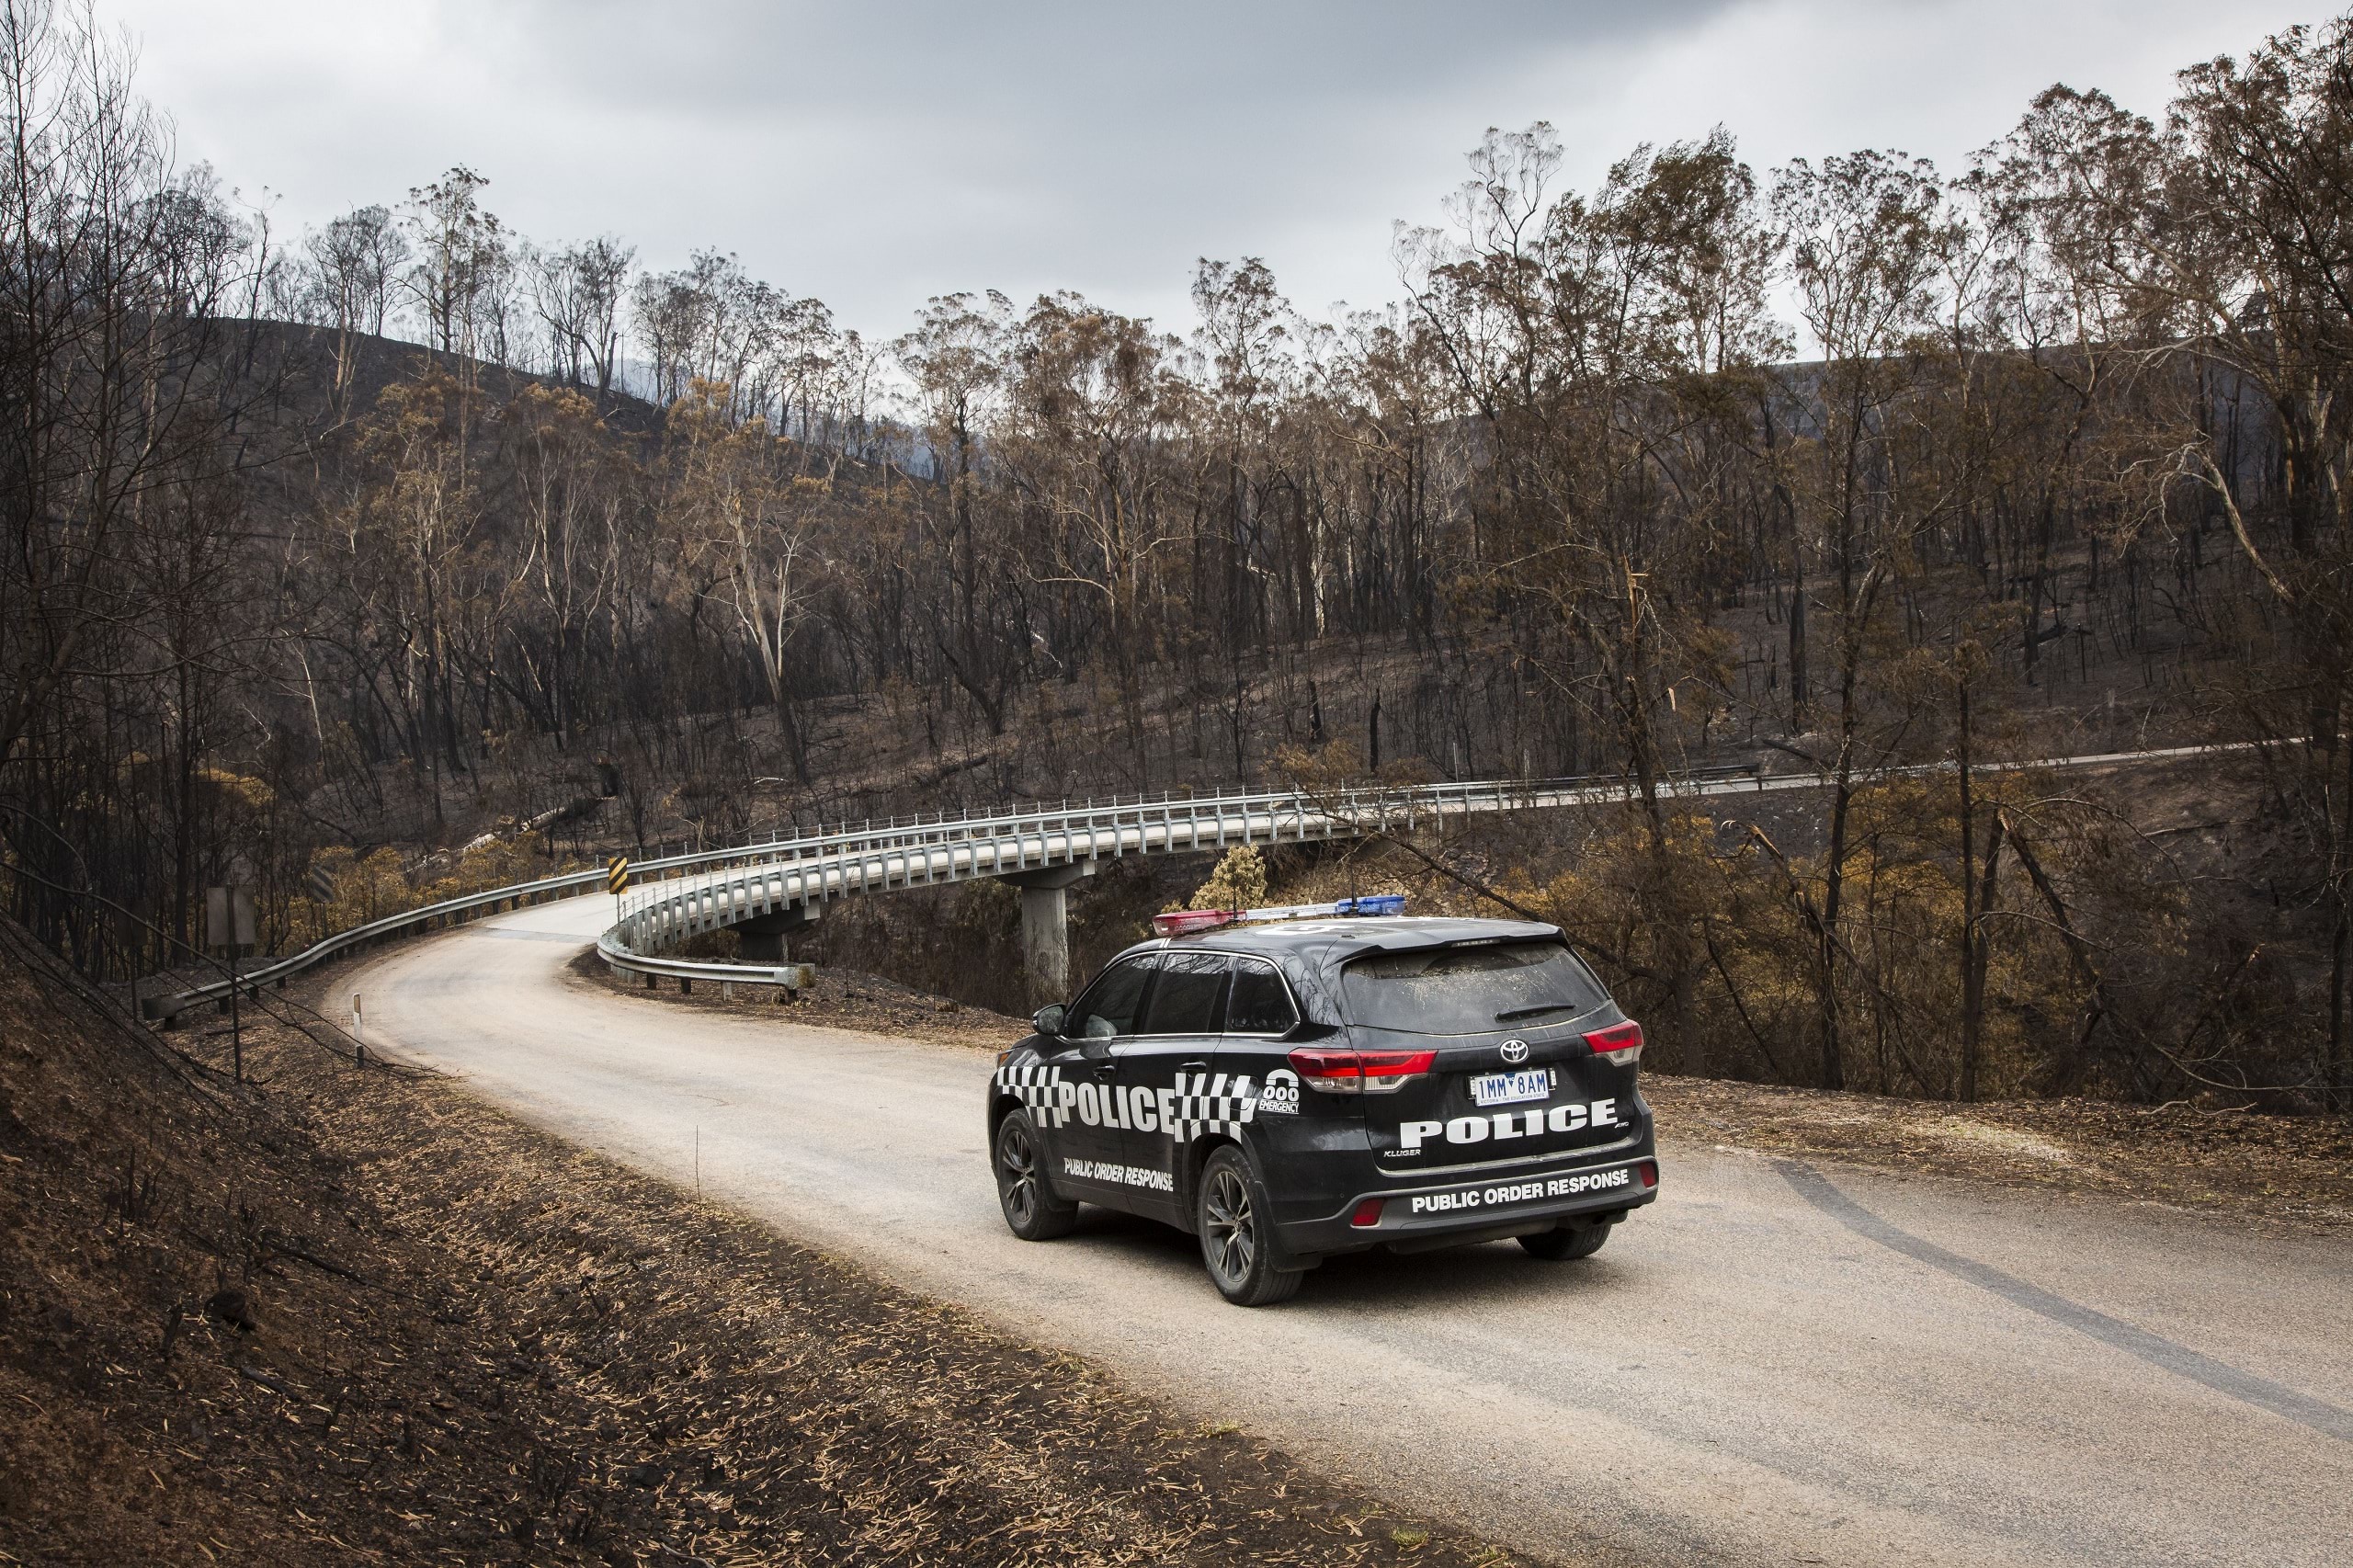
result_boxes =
[602,755,2117,1002]
[608,742,2258,1002]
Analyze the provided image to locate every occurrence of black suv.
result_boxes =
[986,915,1658,1304]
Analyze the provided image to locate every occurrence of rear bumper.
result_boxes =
[1275,1153,1659,1260]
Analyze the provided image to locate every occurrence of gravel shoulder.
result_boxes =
[1644,1076,2353,1231]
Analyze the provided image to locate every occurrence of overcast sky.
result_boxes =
[108,0,2330,340]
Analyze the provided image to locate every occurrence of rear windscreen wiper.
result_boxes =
[1494,1001,1581,1023]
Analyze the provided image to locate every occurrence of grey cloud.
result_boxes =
[500,2,1740,107]
[444,0,1744,319]
[114,0,2321,339]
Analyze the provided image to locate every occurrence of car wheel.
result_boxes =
[1196,1146,1302,1306]
[1519,1221,1610,1261]
[994,1109,1078,1240]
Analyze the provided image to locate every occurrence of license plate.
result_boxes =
[1470,1069,1551,1107]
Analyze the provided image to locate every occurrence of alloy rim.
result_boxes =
[1000,1124,1038,1226]
[1204,1166,1256,1283]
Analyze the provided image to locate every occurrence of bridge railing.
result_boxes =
[608,744,2218,961]
[150,741,2263,1018]
[603,771,1715,958]
[150,772,1646,1017]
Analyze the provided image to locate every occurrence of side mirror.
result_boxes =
[1032,1004,1067,1038]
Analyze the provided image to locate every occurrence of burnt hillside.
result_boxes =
[6,1,2351,1113]
[0,913,1540,1566]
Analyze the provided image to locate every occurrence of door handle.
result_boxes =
[1178,1060,1210,1071]
[1091,1061,1119,1078]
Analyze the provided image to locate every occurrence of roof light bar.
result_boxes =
[1149,893,1407,937]
[1336,893,1407,916]
[1150,908,1240,936]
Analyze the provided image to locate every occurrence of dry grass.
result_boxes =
[1645,1075,2353,1229]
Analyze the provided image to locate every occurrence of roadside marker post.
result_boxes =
[207,884,256,1082]
[608,856,631,935]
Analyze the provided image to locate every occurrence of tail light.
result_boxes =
[1349,1198,1385,1227]
[1637,1161,1658,1188]
[1585,1020,1643,1066]
[1288,1046,1437,1094]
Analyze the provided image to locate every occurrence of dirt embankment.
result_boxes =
[0,922,1516,1567]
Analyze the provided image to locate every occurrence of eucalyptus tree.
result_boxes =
[2166,21,2353,1108]
[1403,124,1785,1064]
[895,290,1029,733]
[401,166,509,364]
[1000,293,1196,764]
[526,235,635,400]
[1189,256,1297,771]
[1767,148,1947,1088]
[0,0,281,949]
[303,204,410,415]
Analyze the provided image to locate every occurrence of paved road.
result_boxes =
[353,899,2353,1568]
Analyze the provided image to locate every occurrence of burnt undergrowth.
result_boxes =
[0,916,1525,1566]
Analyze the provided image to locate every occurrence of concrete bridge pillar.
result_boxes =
[736,903,821,963]
[998,862,1095,1006]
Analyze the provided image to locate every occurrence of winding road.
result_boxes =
[352,896,2353,1568]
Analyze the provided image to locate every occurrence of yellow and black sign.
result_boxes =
[607,856,631,894]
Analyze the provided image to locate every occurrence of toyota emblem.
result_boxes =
[1500,1039,1530,1063]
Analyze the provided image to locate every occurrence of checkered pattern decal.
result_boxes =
[1164,1071,1258,1142]
[994,1059,1260,1142]
[995,1059,1071,1127]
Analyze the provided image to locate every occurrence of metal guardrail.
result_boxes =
[590,931,813,995]
[145,845,724,1019]
[608,776,1625,957]
[607,768,1811,962]
[153,740,2268,1018]
[153,772,1657,1014]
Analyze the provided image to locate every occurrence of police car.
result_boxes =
[987,898,1658,1305]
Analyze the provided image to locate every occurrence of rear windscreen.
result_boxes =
[1341,941,1607,1037]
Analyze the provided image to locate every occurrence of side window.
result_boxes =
[1070,959,1152,1040]
[1225,960,1298,1034]
[1138,952,1229,1035]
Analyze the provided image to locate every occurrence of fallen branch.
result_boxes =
[236,1365,299,1400]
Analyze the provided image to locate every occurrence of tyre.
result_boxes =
[1519,1221,1611,1261]
[1196,1146,1302,1306]
[994,1109,1078,1240]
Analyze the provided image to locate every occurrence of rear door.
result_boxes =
[1048,955,1155,1204]
[1110,950,1232,1217]
[1339,939,1636,1173]
[1212,955,1303,1124]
